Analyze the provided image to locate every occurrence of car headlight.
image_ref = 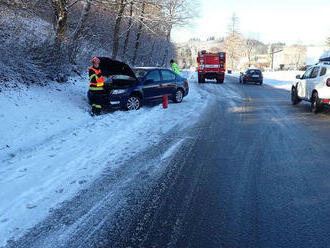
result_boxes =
[112,89,127,94]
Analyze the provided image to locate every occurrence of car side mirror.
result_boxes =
[144,79,154,85]
[296,75,301,79]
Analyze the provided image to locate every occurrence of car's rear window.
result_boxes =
[320,67,327,76]
[249,70,261,75]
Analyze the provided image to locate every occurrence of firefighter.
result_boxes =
[170,59,180,75]
[88,57,105,115]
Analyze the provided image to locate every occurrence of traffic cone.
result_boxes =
[163,95,168,109]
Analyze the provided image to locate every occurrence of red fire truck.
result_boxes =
[197,50,226,84]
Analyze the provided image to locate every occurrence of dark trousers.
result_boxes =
[88,90,109,114]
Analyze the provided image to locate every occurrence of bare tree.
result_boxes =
[224,34,245,70]
[122,0,134,57]
[245,39,259,67]
[227,12,240,36]
[132,0,146,65]
[161,0,197,41]
[283,45,306,69]
[69,0,93,62]
[224,13,244,70]
[112,0,128,59]
[49,0,68,47]
[326,37,330,49]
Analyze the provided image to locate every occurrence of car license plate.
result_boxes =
[252,75,259,78]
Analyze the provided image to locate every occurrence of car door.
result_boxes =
[142,70,162,102]
[160,69,177,95]
[297,67,313,99]
[307,66,320,99]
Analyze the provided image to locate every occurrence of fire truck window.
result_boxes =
[162,70,176,81]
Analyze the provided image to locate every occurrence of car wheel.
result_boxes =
[311,91,322,113]
[291,86,301,105]
[198,74,205,84]
[217,78,224,84]
[173,89,184,103]
[126,95,141,110]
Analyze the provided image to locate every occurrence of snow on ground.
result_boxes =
[262,71,303,91]
[230,71,304,91]
[0,72,209,247]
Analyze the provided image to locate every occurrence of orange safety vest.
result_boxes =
[89,67,105,90]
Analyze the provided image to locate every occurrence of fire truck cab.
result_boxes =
[197,50,226,84]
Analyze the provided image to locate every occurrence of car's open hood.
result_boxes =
[99,57,137,79]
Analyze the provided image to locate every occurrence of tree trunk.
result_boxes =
[69,0,93,63]
[132,1,145,66]
[122,1,134,58]
[54,0,68,48]
[112,0,127,60]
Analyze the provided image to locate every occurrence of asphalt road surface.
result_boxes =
[7,76,330,248]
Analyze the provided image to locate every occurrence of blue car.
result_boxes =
[88,58,189,110]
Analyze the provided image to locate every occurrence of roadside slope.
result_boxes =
[0,72,210,247]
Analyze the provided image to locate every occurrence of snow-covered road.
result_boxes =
[0,70,298,247]
[0,71,209,247]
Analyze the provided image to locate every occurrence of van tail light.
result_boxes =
[326,78,330,87]
[245,75,249,79]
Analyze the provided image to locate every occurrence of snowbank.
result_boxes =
[262,71,303,91]
[0,73,209,246]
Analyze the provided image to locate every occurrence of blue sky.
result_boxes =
[172,0,330,45]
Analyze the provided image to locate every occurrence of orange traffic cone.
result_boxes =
[163,95,168,109]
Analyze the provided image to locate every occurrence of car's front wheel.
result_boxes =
[173,89,184,103]
[126,95,141,110]
[311,91,323,113]
[291,86,301,105]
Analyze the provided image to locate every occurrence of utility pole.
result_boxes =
[269,46,283,71]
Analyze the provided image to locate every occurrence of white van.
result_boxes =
[291,55,330,113]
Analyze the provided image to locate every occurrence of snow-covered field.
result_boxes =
[0,72,209,247]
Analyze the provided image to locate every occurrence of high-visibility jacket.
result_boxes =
[171,63,180,75]
[89,67,105,91]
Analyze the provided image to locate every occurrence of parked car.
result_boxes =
[291,60,330,113]
[239,69,263,85]
[88,57,189,110]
